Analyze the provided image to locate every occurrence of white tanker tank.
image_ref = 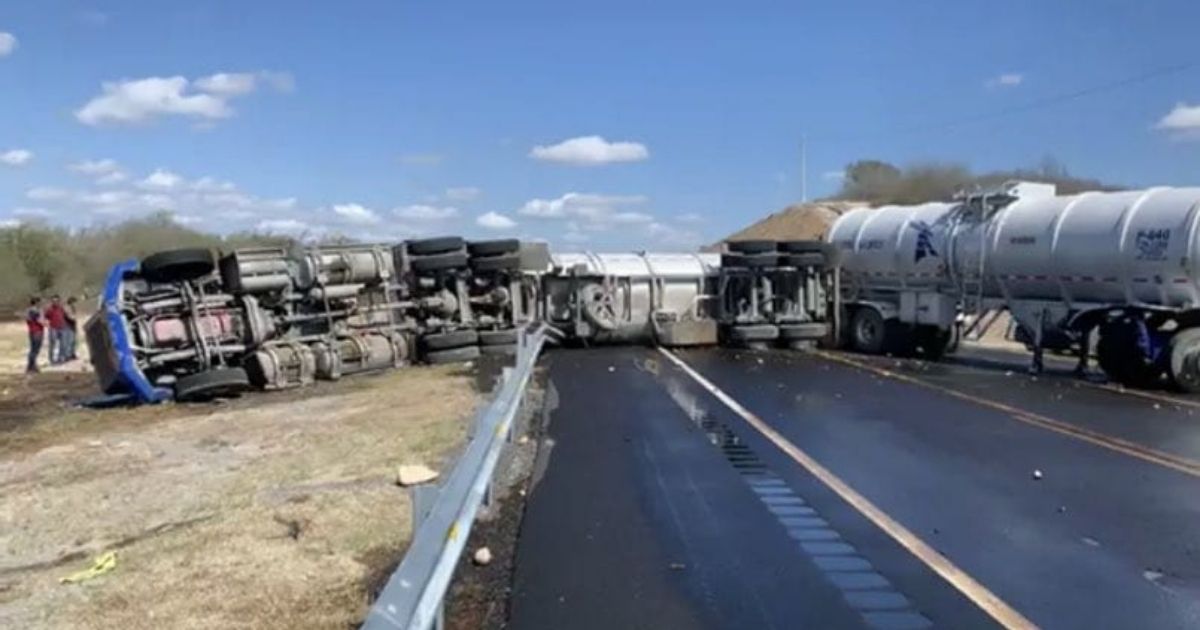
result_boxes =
[829,181,1200,391]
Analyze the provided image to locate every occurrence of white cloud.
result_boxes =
[517,192,649,228]
[394,204,459,220]
[74,70,289,126]
[96,171,128,185]
[822,170,846,182]
[139,168,184,189]
[476,211,517,230]
[445,186,481,202]
[332,203,381,225]
[0,218,21,228]
[529,135,649,166]
[1157,103,1200,140]
[676,212,704,223]
[0,149,32,166]
[0,32,16,58]
[190,176,236,192]
[26,187,69,201]
[69,158,120,175]
[194,72,258,96]
[257,219,309,233]
[13,207,52,218]
[647,222,703,248]
[985,73,1024,89]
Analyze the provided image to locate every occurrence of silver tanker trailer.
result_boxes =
[829,180,1200,391]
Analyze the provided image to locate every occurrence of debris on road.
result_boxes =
[1032,469,1043,480]
[59,551,117,584]
[396,464,440,487]
[473,546,494,566]
[669,562,687,570]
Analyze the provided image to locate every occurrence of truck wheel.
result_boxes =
[479,329,518,345]
[422,329,479,350]
[850,308,886,354]
[1169,329,1200,393]
[721,253,779,269]
[480,343,517,357]
[174,367,250,402]
[470,253,521,272]
[425,345,481,365]
[727,240,777,254]
[729,324,779,342]
[141,248,215,283]
[411,251,469,273]
[779,322,829,340]
[781,253,825,268]
[407,236,464,256]
[468,239,520,257]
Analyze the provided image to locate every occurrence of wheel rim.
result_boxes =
[856,319,877,347]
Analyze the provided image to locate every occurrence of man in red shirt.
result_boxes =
[45,295,67,365]
[25,296,45,373]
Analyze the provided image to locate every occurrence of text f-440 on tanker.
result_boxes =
[830,180,1200,392]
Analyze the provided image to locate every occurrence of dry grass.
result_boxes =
[0,318,479,629]
[718,200,866,247]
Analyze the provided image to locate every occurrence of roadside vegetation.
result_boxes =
[833,157,1122,205]
[0,212,298,315]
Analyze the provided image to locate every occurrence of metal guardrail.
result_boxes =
[362,323,551,630]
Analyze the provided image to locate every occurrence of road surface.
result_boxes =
[506,345,1200,630]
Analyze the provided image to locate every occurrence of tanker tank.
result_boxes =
[829,180,1200,392]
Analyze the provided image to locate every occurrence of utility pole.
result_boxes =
[800,134,808,203]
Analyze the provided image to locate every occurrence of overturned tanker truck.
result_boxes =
[830,180,1200,391]
[85,237,837,403]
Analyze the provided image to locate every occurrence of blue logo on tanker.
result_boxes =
[911,221,938,263]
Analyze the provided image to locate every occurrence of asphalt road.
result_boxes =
[506,345,1200,630]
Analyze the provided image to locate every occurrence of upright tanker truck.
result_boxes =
[830,181,1200,392]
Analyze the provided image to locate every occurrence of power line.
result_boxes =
[811,61,1200,143]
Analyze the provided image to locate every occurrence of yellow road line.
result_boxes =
[814,350,1200,478]
[658,348,1039,630]
[961,345,1200,411]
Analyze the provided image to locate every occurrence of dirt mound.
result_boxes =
[716,200,866,248]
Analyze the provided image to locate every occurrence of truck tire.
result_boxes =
[470,253,521,272]
[479,329,518,346]
[1169,328,1200,393]
[722,253,779,269]
[850,307,887,354]
[468,239,520,257]
[729,324,780,342]
[141,248,215,283]
[425,345,481,365]
[727,240,777,254]
[480,343,517,357]
[778,240,825,254]
[407,236,464,256]
[411,251,469,273]
[174,367,250,402]
[779,322,829,340]
[781,253,825,268]
[422,329,479,350]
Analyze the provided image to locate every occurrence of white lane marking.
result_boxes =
[658,347,1038,630]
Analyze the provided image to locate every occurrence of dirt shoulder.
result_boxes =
[0,328,479,629]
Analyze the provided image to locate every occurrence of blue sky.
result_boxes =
[1,1,1199,249]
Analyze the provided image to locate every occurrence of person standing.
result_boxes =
[25,296,45,373]
[45,295,67,365]
[63,296,79,361]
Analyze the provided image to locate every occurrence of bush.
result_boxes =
[0,212,299,315]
